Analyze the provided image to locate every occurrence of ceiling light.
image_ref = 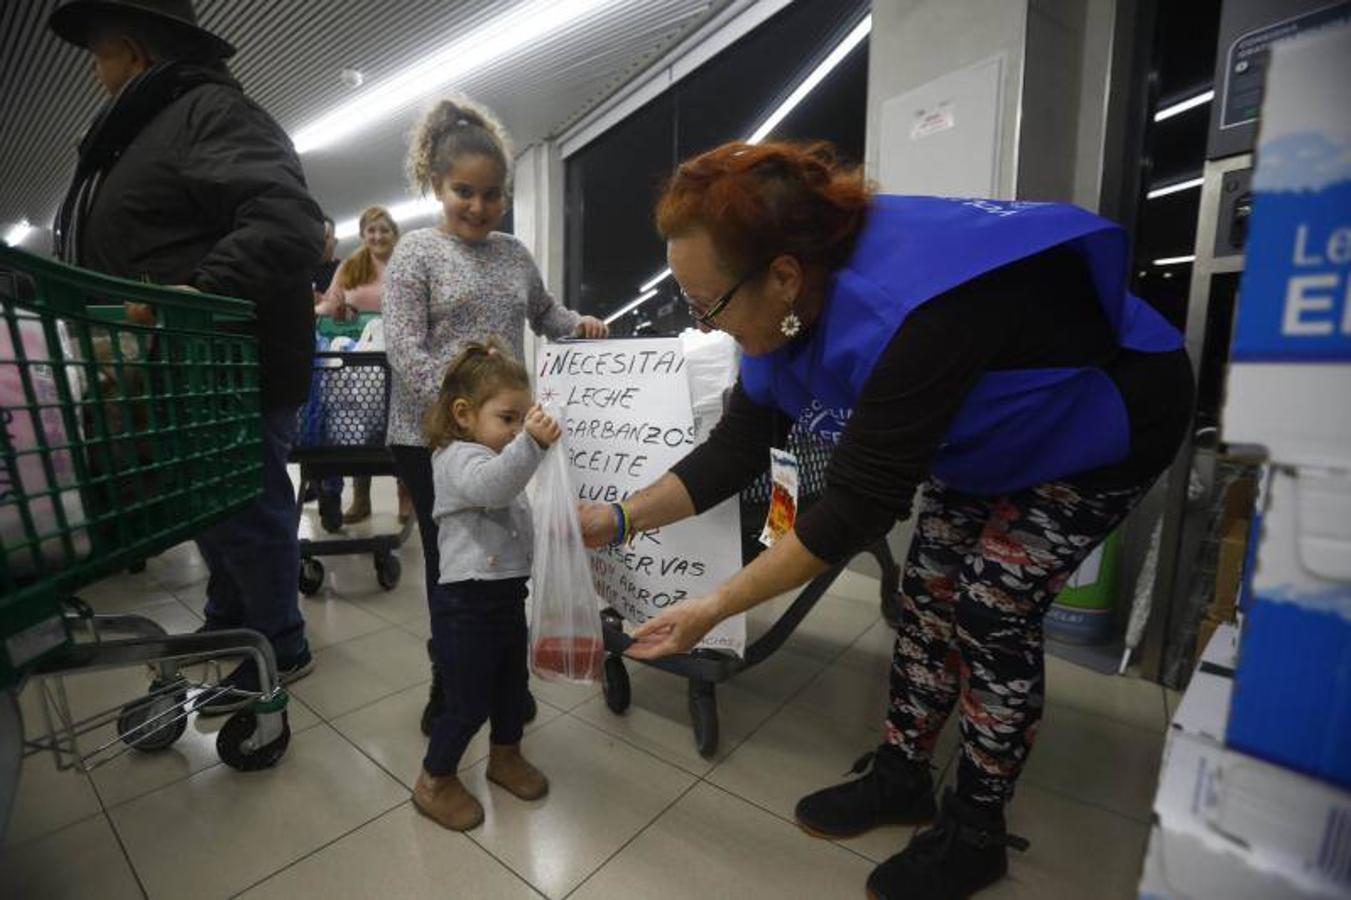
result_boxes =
[748,15,871,144]
[1154,89,1214,122]
[1153,255,1196,266]
[1147,176,1204,199]
[610,14,873,319]
[603,288,660,325]
[293,0,615,154]
[334,197,442,240]
[639,268,672,292]
[3,219,32,246]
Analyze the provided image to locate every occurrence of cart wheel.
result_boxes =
[118,677,189,751]
[217,708,291,771]
[375,553,401,591]
[299,558,324,596]
[602,655,631,714]
[318,492,343,534]
[688,680,719,758]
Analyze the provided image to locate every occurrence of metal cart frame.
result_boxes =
[291,349,411,596]
[595,426,903,757]
[2,247,297,828]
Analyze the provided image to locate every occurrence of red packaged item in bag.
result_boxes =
[530,635,604,682]
[527,410,605,684]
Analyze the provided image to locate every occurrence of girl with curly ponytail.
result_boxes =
[383,96,609,753]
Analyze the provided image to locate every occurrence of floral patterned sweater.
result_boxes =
[382,227,579,446]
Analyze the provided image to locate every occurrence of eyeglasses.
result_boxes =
[682,262,767,327]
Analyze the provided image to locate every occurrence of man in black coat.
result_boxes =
[313,215,340,304]
[51,0,322,710]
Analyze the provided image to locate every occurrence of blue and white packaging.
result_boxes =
[1142,730,1351,899]
[1221,24,1351,792]
[1223,24,1351,468]
[1226,465,1351,789]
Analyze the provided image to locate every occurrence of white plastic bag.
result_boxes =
[528,418,604,684]
[680,328,739,444]
[356,316,384,350]
[1,313,91,575]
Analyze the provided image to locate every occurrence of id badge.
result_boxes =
[759,448,799,548]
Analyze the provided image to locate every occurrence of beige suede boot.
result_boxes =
[487,744,549,801]
[342,476,372,523]
[413,768,484,831]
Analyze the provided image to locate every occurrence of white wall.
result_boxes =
[865,0,1030,199]
[1018,0,1087,202]
[513,141,568,377]
[1072,0,1119,210]
[866,0,1118,209]
[1018,0,1118,209]
[858,0,1121,576]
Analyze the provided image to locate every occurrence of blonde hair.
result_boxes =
[407,97,514,197]
[338,206,399,290]
[423,338,531,449]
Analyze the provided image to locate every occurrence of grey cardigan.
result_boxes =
[431,432,544,584]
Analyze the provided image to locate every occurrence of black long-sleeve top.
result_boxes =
[670,246,1194,564]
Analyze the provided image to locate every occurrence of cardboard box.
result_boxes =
[1212,517,1251,617]
[1173,623,1237,745]
[1222,25,1351,471]
[1145,730,1351,898]
[1227,465,1351,790]
[1219,24,1351,794]
[1139,821,1341,900]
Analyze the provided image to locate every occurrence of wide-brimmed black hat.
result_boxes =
[50,0,236,60]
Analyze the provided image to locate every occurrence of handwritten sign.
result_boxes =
[536,338,746,656]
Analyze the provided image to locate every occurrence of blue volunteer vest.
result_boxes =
[740,195,1183,495]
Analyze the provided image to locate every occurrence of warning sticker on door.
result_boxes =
[911,102,956,140]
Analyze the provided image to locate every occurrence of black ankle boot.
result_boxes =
[794,744,937,838]
[866,789,1029,900]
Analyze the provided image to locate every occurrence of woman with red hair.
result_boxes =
[580,140,1193,900]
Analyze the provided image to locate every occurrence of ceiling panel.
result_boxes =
[0,0,730,240]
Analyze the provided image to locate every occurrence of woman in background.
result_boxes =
[316,205,412,523]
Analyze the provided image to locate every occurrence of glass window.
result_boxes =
[565,0,870,335]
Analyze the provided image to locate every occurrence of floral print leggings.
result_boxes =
[885,477,1146,807]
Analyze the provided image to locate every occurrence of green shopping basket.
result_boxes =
[0,245,263,688]
[316,310,378,342]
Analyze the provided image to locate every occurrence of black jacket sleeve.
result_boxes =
[792,285,1019,563]
[180,88,324,299]
[668,247,1117,563]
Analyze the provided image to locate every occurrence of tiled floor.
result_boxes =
[2,484,1169,899]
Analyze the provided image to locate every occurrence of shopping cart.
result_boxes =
[1,246,296,828]
[291,327,411,596]
[597,426,903,757]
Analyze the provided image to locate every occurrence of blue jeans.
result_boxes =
[423,578,529,776]
[195,406,306,659]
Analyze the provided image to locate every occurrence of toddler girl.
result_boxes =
[412,339,560,831]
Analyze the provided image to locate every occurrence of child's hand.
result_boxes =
[573,316,609,339]
[525,404,562,448]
